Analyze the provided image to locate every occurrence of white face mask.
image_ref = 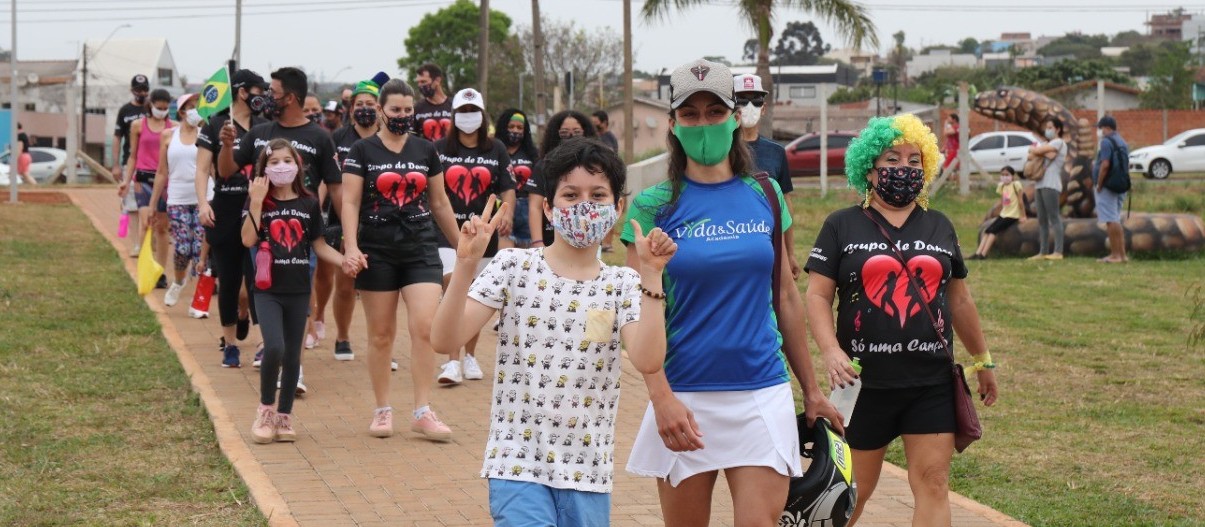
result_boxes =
[185,109,204,127]
[151,107,169,119]
[739,102,761,128]
[455,111,483,134]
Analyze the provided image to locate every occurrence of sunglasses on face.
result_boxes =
[558,130,584,139]
[736,97,766,107]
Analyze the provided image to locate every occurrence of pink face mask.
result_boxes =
[265,162,298,186]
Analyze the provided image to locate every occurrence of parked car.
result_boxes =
[0,147,91,183]
[1127,128,1205,179]
[784,131,856,176]
[967,131,1041,174]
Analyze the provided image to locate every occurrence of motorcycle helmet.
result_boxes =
[779,416,857,527]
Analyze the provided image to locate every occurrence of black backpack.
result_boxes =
[1102,135,1131,193]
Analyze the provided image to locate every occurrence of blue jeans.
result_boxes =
[488,479,610,527]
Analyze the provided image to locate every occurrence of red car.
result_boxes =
[784,131,856,176]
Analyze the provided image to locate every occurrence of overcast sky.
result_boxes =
[6,0,1186,86]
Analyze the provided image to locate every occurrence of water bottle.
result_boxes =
[255,240,273,290]
[829,358,863,428]
[117,212,130,238]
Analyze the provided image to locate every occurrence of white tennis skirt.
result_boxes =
[626,382,802,487]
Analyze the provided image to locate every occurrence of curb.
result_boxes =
[67,191,299,527]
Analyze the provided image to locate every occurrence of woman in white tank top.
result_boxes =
[151,93,213,306]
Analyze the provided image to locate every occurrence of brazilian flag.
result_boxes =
[197,67,231,119]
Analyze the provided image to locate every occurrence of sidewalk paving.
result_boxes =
[66,187,1026,527]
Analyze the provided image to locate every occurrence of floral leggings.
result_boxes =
[167,204,204,272]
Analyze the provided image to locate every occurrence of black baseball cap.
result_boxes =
[130,74,149,90]
[231,69,268,91]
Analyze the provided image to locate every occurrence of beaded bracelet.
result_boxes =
[969,351,995,372]
[640,286,666,300]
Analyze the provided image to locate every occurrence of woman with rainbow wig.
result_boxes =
[803,114,1000,526]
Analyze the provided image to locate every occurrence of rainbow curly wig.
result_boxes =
[844,114,941,209]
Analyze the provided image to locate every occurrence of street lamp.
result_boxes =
[80,23,131,154]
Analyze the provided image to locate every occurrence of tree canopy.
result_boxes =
[397,0,513,91]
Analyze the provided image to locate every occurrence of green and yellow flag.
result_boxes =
[197,67,231,119]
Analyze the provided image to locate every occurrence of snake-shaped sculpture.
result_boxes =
[972,87,1096,218]
[969,87,1205,256]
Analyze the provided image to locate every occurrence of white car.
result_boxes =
[967,131,1041,174]
[1127,128,1205,179]
[0,147,69,183]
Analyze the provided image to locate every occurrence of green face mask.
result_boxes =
[674,115,739,166]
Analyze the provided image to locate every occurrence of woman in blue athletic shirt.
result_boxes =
[620,58,841,527]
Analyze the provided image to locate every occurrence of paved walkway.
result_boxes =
[66,187,1026,527]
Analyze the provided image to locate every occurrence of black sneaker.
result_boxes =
[218,336,226,353]
[156,275,169,289]
[222,345,241,368]
[334,340,353,361]
[236,317,250,341]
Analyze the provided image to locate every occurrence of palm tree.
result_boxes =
[643,0,878,137]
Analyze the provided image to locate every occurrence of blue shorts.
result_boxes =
[512,196,532,244]
[488,479,610,527]
[1094,187,1125,223]
[134,181,167,213]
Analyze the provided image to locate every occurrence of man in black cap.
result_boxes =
[1093,115,1130,263]
[196,68,271,367]
[112,74,150,255]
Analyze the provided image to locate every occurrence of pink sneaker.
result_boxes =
[410,409,453,442]
[251,404,277,444]
[313,321,326,341]
[369,407,394,438]
[275,413,297,442]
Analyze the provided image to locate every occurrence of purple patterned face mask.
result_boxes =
[549,201,618,249]
[872,166,924,207]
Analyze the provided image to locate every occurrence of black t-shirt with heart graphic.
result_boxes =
[413,98,453,142]
[342,134,443,227]
[434,137,514,256]
[509,148,536,199]
[805,205,969,389]
[233,121,342,193]
[252,195,323,295]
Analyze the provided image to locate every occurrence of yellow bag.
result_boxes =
[136,229,164,296]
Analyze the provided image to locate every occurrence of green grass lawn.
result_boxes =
[0,200,267,526]
[608,177,1205,527]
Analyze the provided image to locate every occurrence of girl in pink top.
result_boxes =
[118,88,175,272]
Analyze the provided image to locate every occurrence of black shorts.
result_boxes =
[844,382,956,450]
[355,222,443,292]
[984,216,1019,235]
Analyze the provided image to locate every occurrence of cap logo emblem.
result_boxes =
[464,90,476,100]
[690,65,710,81]
[744,78,755,89]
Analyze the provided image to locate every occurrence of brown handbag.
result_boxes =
[861,209,983,453]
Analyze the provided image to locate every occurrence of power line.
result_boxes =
[15,0,448,13]
[0,0,452,23]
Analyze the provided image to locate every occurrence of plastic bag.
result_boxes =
[136,229,164,296]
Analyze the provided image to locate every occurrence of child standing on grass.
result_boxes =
[970,165,1027,260]
[431,138,675,526]
[241,139,349,444]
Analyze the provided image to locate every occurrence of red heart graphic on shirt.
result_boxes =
[513,165,533,189]
[444,165,492,205]
[269,218,304,253]
[375,171,428,208]
[422,118,454,141]
[861,254,941,328]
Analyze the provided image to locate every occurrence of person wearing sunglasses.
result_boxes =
[526,110,598,248]
[734,73,800,279]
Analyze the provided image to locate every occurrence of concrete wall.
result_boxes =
[963,108,1205,148]
[626,152,669,195]
[606,103,670,158]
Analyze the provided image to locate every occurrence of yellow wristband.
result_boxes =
[969,351,995,372]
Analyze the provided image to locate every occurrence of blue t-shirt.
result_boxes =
[620,176,792,392]
[1093,132,1128,184]
[746,137,793,194]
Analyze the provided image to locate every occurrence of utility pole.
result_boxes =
[531,0,547,137]
[234,0,242,65]
[8,0,18,202]
[80,43,88,153]
[478,0,490,100]
[622,0,633,163]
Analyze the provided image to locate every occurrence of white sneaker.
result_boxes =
[462,355,484,380]
[188,307,209,319]
[130,244,141,258]
[277,366,307,396]
[437,360,463,385]
[164,282,184,307]
[391,358,398,371]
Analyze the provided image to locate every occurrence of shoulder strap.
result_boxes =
[860,208,955,362]
[752,172,783,314]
